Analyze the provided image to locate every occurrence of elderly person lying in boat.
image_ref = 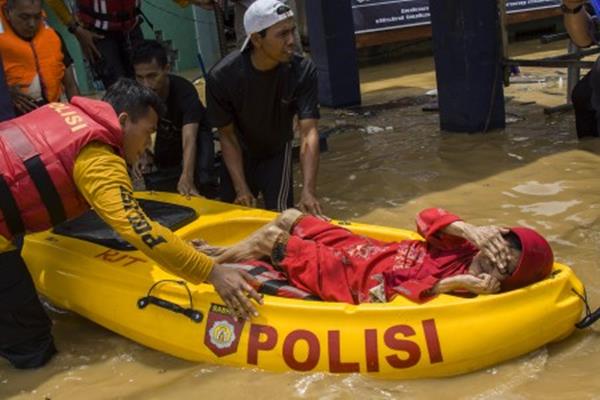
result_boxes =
[194,208,553,305]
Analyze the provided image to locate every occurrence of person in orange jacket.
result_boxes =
[0,78,261,370]
[0,0,79,115]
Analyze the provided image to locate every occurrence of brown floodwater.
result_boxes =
[3,39,600,399]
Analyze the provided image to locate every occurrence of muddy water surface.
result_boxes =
[2,39,600,399]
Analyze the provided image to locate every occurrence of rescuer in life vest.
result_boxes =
[0,78,262,370]
[193,208,554,304]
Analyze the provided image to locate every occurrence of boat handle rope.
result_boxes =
[137,280,203,323]
[572,288,600,329]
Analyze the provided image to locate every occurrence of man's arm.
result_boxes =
[46,0,104,62]
[62,66,80,101]
[219,123,256,207]
[563,0,595,47]
[297,118,322,215]
[429,274,501,295]
[179,122,200,196]
[73,143,262,319]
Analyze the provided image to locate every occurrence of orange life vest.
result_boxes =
[0,6,65,102]
[0,97,124,240]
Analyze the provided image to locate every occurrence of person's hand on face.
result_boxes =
[463,225,512,274]
[206,263,263,320]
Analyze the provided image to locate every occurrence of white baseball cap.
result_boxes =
[241,0,295,52]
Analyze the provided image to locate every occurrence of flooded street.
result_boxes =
[3,39,600,399]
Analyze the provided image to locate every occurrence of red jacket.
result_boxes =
[0,97,124,240]
[278,208,477,304]
[76,0,141,32]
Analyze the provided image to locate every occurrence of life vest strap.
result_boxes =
[24,155,66,226]
[0,175,25,237]
[0,124,66,229]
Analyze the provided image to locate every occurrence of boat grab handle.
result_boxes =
[572,288,600,329]
[137,280,203,323]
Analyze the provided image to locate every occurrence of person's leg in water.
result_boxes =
[191,209,303,261]
[572,70,599,138]
[0,249,57,369]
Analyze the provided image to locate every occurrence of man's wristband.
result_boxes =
[67,21,80,34]
[561,3,584,14]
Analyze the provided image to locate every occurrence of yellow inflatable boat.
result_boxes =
[22,192,585,379]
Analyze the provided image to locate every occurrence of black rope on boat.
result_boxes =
[572,288,600,329]
[137,280,203,323]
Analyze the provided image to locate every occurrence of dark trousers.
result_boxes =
[0,249,56,369]
[144,131,218,198]
[220,142,294,211]
[571,70,599,139]
[89,25,145,89]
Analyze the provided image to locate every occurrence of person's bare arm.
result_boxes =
[442,221,511,273]
[219,123,256,207]
[297,118,322,215]
[430,274,501,295]
[62,66,80,101]
[179,123,200,196]
[563,0,595,47]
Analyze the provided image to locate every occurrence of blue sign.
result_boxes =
[352,0,561,34]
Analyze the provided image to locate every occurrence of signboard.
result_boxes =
[352,0,561,34]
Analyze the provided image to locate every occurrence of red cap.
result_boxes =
[501,227,553,291]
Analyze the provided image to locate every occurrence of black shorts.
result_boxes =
[220,142,294,211]
[0,249,56,369]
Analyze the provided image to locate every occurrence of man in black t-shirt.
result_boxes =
[206,0,322,214]
[132,40,216,197]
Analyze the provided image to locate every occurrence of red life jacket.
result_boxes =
[76,0,141,32]
[0,97,124,240]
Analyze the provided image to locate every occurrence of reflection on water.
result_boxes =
[4,40,600,399]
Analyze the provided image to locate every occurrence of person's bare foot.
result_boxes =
[215,224,286,264]
[192,210,302,263]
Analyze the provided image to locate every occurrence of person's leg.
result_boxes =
[274,235,356,303]
[190,208,303,257]
[143,166,181,192]
[571,71,598,138]
[258,142,294,211]
[219,151,259,203]
[89,30,130,88]
[0,250,56,369]
[213,224,287,264]
[194,129,218,198]
[120,25,145,80]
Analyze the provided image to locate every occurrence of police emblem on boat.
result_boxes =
[204,303,245,357]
